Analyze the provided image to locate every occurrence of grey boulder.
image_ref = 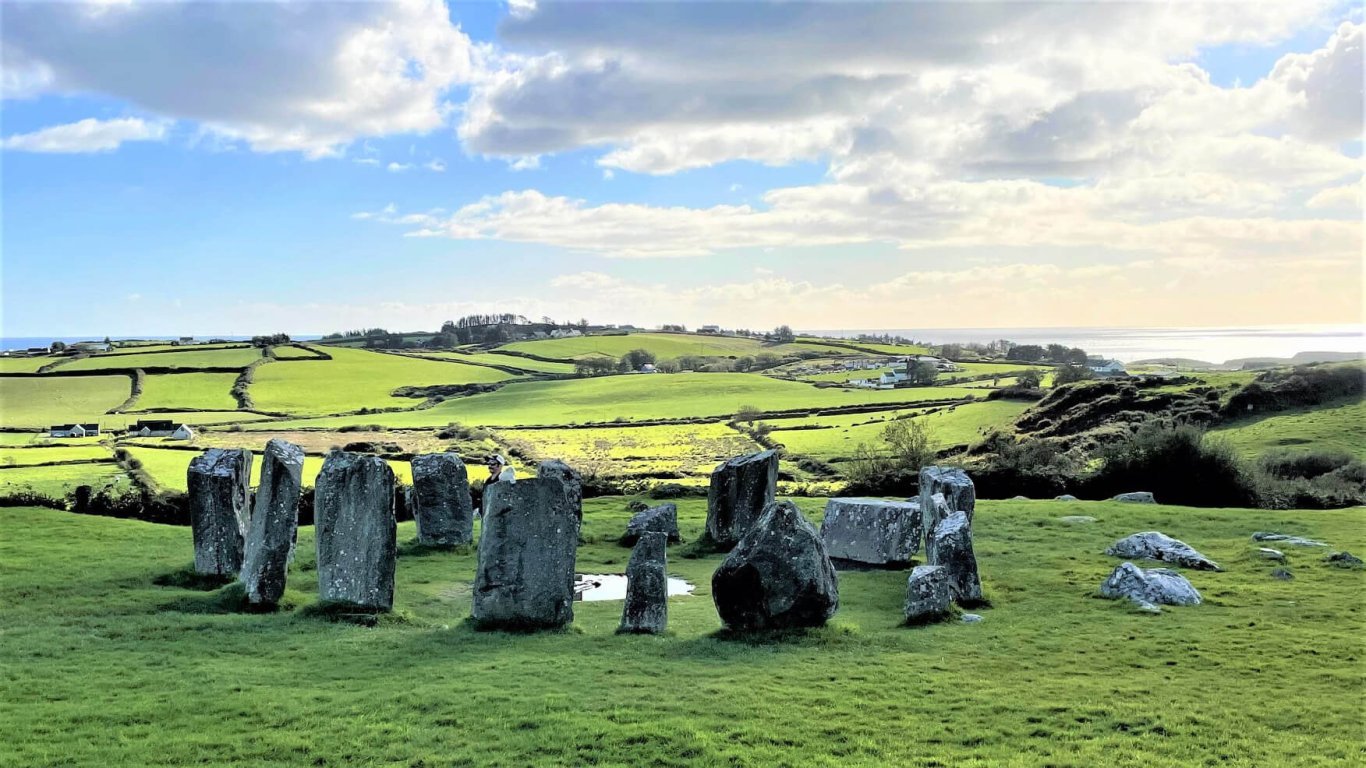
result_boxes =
[712,500,839,631]
[919,466,975,537]
[961,613,984,623]
[241,439,303,607]
[314,452,397,611]
[903,565,951,623]
[1106,531,1221,571]
[1100,562,1202,609]
[1252,532,1326,547]
[706,450,779,548]
[820,497,921,566]
[473,473,579,630]
[410,453,474,547]
[1057,515,1098,524]
[619,531,668,634]
[1256,547,1286,562]
[1055,494,1079,501]
[1271,568,1294,581]
[622,503,680,546]
[1113,491,1156,503]
[928,511,983,604]
[187,448,253,577]
[1325,551,1365,569]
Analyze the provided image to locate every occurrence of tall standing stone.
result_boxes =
[820,497,922,566]
[314,452,396,611]
[241,439,304,607]
[187,448,253,577]
[538,459,583,528]
[712,500,839,631]
[619,531,668,634]
[473,472,579,629]
[410,453,474,547]
[706,449,779,548]
[929,511,983,604]
[919,466,976,554]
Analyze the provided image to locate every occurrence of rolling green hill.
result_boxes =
[0,375,132,428]
[499,332,852,362]
[1209,398,1366,461]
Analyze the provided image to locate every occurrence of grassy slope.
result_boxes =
[123,446,413,490]
[0,357,58,373]
[0,375,131,428]
[250,347,518,416]
[772,400,1030,459]
[499,333,852,362]
[134,373,240,411]
[251,375,982,429]
[60,347,264,371]
[2,499,1361,767]
[0,445,112,466]
[1208,398,1366,461]
[498,422,761,477]
[797,337,933,355]
[411,351,578,374]
[0,463,129,496]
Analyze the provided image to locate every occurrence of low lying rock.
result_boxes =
[929,511,983,604]
[1057,515,1098,524]
[1271,568,1294,581]
[1106,531,1221,571]
[712,500,839,631]
[622,503,680,546]
[1256,547,1286,562]
[1325,551,1365,570]
[1055,494,1079,501]
[961,613,983,623]
[1252,532,1326,547]
[1113,492,1156,504]
[1100,562,1202,609]
[820,497,921,566]
[903,565,951,623]
[619,532,668,634]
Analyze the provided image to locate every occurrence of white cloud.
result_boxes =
[3,0,477,157]
[2,117,166,153]
[387,162,413,172]
[425,158,447,172]
[1307,183,1364,209]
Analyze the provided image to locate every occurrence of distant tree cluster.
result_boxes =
[1005,343,1088,365]
[659,324,687,332]
[322,328,389,340]
[251,333,291,347]
[768,325,796,343]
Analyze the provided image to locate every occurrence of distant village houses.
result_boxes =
[1087,359,1128,376]
[49,423,101,438]
[131,419,194,440]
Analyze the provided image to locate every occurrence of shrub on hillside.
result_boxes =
[1084,423,1257,507]
[1224,363,1365,417]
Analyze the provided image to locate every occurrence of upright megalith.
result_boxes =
[820,497,922,566]
[241,439,304,607]
[619,531,668,634]
[473,472,579,630]
[409,453,474,547]
[706,449,779,548]
[187,448,253,577]
[538,459,583,525]
[903,565,951,623]
[314,452,397,611]
[919,466,975,553]
[622,503,680,546]
[929,511,983,604]
[712,500,839,631]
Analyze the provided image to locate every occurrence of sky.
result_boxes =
[1,0,1362,337]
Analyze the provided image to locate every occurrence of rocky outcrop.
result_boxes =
[820,497,921,566]
[1252,532,1326,547]
[928,511,983,604]
[473,473,579,630]
[1100,562,1202,609]
[1055,494,1079,501]
[1106,531,1221,571]
[706,450,779,548]
[919,466,975,554]
[314,452,397,611]
[619,531,668,634]
[409,453,474,547]
[622,503,680,546]
[241,439,303,607]
[1325,552,1364,569]
[187,448,253,577]
[1113,491,1156,503]
[903,565,951,623]
[1256,547,1286,562]
[712,500,839,631]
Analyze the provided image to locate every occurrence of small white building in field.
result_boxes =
[169,424,195,440]
[50,423,100,438]
[1088,359,1128,376]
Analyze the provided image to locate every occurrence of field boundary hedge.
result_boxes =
[108,370,145,413]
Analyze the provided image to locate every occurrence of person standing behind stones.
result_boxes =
[485,454,515,486]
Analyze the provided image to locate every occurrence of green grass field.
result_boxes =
[270,345,328,359]
[251,375,982,430]
[0,356,58,373]
[771,400,1031,459]
[124,446,413,491]
[497,422,761,477]
[133,373,240,411]
[499,332,852,362]
[0,375,131,428]
[0,445,112,467]
[416,351,578,374]
[0,433,105,446]
[1209,398,1366,461]
[0,462,129,497]
[797,337,933,355]
[2,498,1361,766]
[250,347,519,416]
[60,347,265,372]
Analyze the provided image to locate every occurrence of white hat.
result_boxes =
[491,454,507,465]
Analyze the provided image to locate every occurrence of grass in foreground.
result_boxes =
[1,498,1361,766]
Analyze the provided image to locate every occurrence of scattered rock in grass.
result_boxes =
[903,565,951,624]
[929,511,984,604]
[1055,494,1079,501]
[1256,547,1286,563]
[821,497,922,567]
[1270,568,1294,581]
[1057,515,1098,524]
[626,499,650,513]
[314,452,397,612]
[473,472,579,630]
[187,447,253,577]
[1325,552,1365,570]
[1106,531,1221,571]
[712,500,839,631]
[619,532,668,634]
[410,452,474,547]
[919,466,976,554]
[1252,532,1327,547]
[1113,492,1156,504]
[241,439,304,608]
[622,503,680,546]
[961,613,983,623]
[706,449,778,548]
[1100,562,1202,608]
[1010,495,1029,500]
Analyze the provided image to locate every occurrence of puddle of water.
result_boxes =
[574,573,695,602]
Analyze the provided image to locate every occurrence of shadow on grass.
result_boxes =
[461,616,584,635]
[901,608,960,628]
[707,621,862,646]
[298,600,412,627]
[151,564,234,592]
[397,539,472,558]
[677,534,728,560]
[157,582,290,614]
